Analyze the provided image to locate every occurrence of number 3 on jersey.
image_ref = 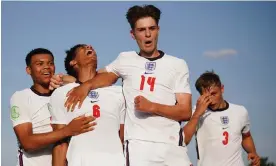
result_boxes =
[92,104,100,118]
[222,131,229,145]
[140,75,156,92]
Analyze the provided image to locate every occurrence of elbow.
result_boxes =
[21,142,38,152]
[179,110,192,121]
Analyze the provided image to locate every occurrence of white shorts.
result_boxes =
[125,140,192,166]
[67,152,125,166]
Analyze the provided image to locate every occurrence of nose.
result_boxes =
[86,45,92,50]
[145,29,151,38]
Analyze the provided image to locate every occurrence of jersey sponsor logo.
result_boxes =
[220,116,229,125]
[47,103,52,112]
[88,90,99,99]
[145,62,156,74]
[222,126,229,129]
[11,106,20,120]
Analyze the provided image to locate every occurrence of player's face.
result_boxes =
[74,45,97,69]
[131,17,159,55]
[203,85,224,110]
[26,54,55,86]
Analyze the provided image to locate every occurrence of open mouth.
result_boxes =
[87,50,93,56]
[42,72,51,77]
[145,41,152,45]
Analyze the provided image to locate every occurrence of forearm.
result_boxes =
[87,72,118,90]
[242,134,257,154]
[21,127,71,152]
[183,116,200,145]
[52,142,68,166]
[152,103,191,121]
[52,124,68,166]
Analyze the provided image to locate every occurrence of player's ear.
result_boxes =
[221,84,225,93]
[69,60,77,67]
[26,66,31,75]
[130,29,135,40]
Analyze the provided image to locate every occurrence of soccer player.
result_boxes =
[63,5,192,166]
[50,44,126,166]
[183,71,260,166]
[10,48,96,166]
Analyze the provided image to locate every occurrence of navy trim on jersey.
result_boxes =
[30,86,53,96]
[208,100,229,112]
[126,140,130,166]
[178,126,184,146]
[138,50,165,61]
[18,149,23,166]
[195,135,200,160]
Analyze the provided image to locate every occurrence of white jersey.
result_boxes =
[49,83,125,165]
[106,51,191,145]
[196,102,250,166]
[10,88,53,166]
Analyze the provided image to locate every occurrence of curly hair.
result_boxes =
[64,44,86,78]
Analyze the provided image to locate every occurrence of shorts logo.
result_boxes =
[145,62,156,74]
[220,116,229,125]
[11,106,20,121]
[88,90,99,99]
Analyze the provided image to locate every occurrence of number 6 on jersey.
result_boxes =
[92,104,100,118]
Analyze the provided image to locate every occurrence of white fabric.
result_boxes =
[10,88,53,166]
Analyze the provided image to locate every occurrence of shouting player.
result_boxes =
[49,44,125,166]
[62,5,193,166]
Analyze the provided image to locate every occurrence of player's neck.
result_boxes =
[77,67,97,83]
[32,83,51,94]
[139,49,160,58]
[218,99,227,110]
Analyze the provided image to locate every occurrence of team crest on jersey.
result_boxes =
[145,62,156,74]
[88,90,99,99]
[220,116,229,125]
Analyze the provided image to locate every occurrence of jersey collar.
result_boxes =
[138,50,165,61]
[208,100,229,112]
[30,86,53,96]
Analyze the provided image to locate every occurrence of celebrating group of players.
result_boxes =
[10,4,260,166]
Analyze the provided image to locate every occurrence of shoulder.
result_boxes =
[10,88,32,102]
[51,83,79,99]
[163,53,188,69]
[99,86,124,101]
[117,51,137,60]
[228,102,248,115]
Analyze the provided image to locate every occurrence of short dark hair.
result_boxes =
[195,71,222,94]
[126,4,161,29]
[25,48,54,66]
[64,44,86,78]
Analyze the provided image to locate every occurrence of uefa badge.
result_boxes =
[88,90,99,100]
[145,62,156,74]
[220,116,229,125]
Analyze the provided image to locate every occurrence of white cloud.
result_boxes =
[203,49,237,58]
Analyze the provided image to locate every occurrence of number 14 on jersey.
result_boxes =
[140,75,156,92]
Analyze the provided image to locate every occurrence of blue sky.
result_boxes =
[2,1,276,165]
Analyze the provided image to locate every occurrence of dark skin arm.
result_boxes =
[52,124,68,166]
[14,116,96,152]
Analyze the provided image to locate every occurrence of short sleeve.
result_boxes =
[49,89,68,125]
[105,53,124,77]
[10,92,31,127]
[241,107,250,134]
[173,59,191,94]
